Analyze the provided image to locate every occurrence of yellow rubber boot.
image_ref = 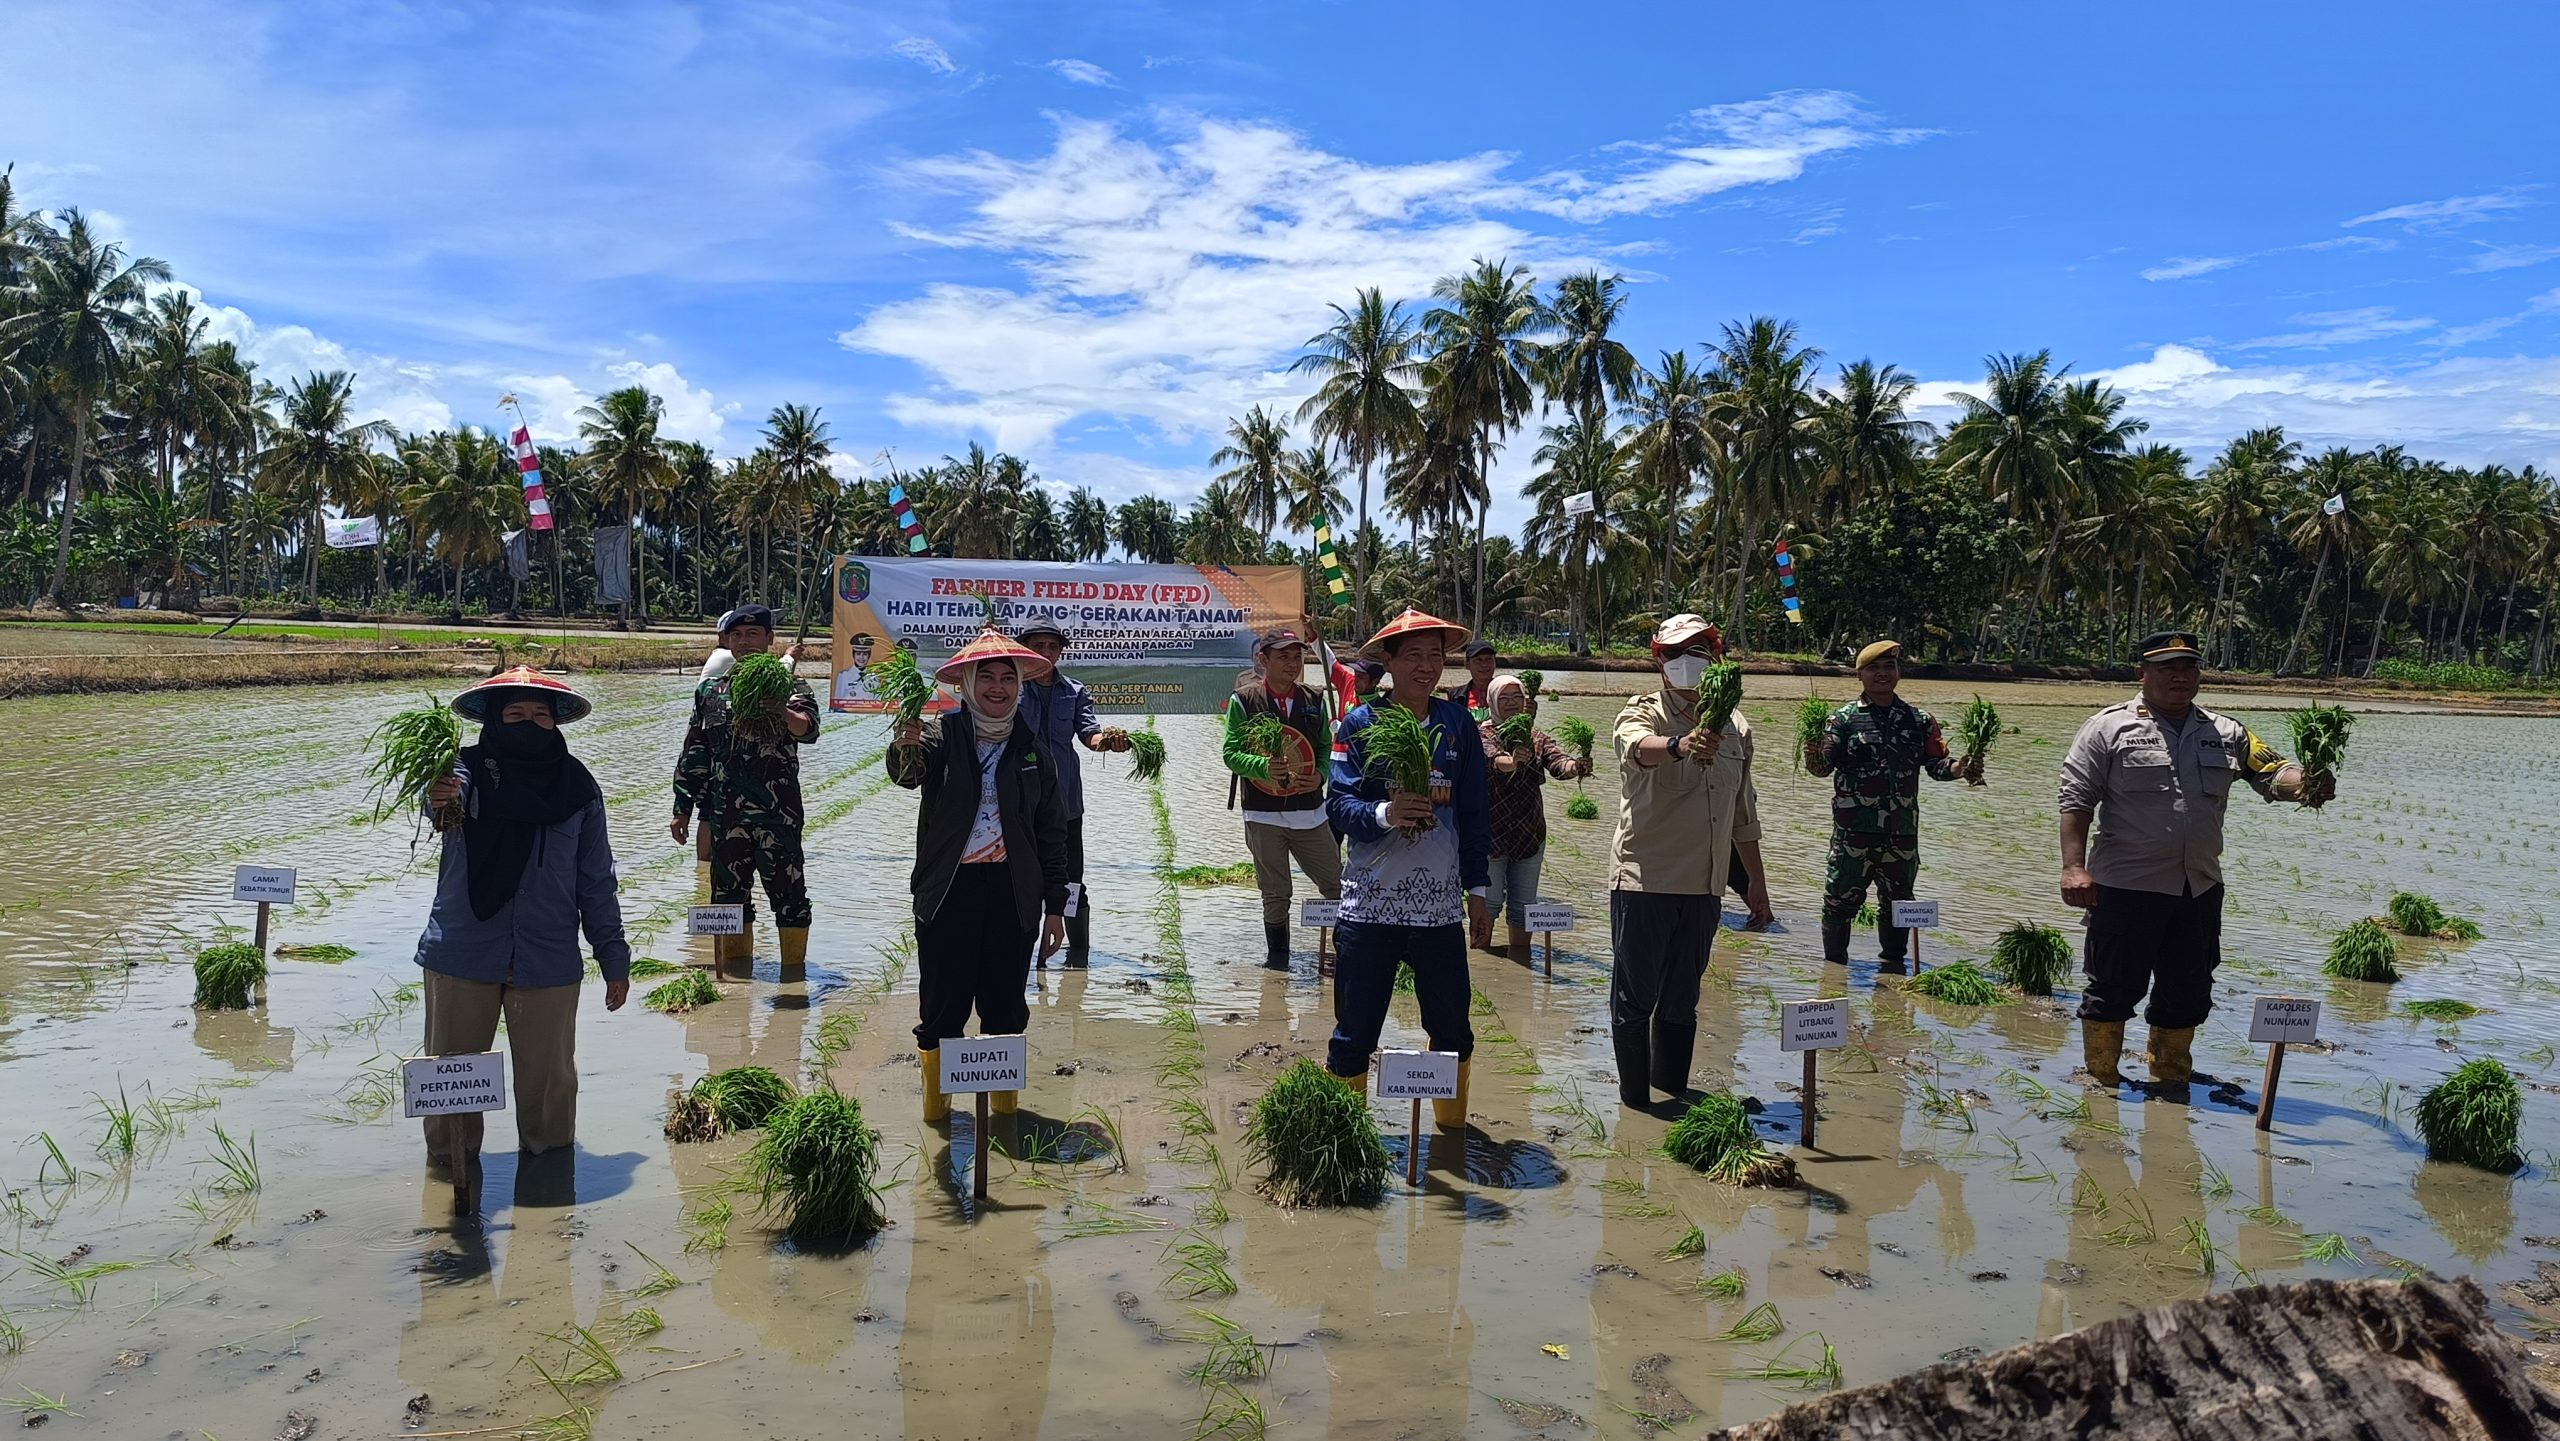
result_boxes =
[1330,1067,1368,1099]
[2146,1026,2197,1085]
[990,1089,1019,1116]
[1432,1060,1472,1130]
[777,927,809,985]
[920,1046,949,1122]
[2082,1020,2126,1085]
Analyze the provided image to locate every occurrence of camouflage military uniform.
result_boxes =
[674,675,822,928]
[1805,698,1962,966]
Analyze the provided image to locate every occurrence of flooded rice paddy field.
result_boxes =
[0,674,2554,1438]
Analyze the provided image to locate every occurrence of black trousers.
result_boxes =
[915,863,1034,1048]
[1326,920,1472,1076]
[1609,889,1720,1101]
[2077,882,2225,1028]
[1062,816,1091,952]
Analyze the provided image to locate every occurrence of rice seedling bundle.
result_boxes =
[2401,998,2484,1022]
[1907,959,2008,1007]
[666,1064,796,1143]
[362,697,461,824]
[1361,703,1440,832]
[643,971,722,1013]
[1663,1093,1795,1187]
[1957,695,2001,768]
[1516,669,1544,696]
[1242,713,1289,759]
[1564,791,1600,821]
[2285,703,2353,807]
[1127,726,1168,781]
[2413,1058,2524,1172]
[1794,697,1832,773]
[1696,661,1744,734]
[866,645,935,723]
[193,943,265,1010]
[1990,923,2072,996]
[744,1089,887,1241]
[2322,918,2401,984]
[1496,713,1535,750]
[2385,891,2483,941]
[1554,715,1597,769]
[1245,1059,1390,1208]
[626,957,683,978]
[725,652,794,730]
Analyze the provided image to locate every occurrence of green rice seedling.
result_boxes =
[1170,1096,1216,1138]
[2413,1058,2524,1172]
[2197,1156,2233,1199]
[626,957,682,978]
[1794,696,1832,772]
[192,942,266,1010]
[201,1124,259,1195]
[361,696,461,824]
[744,1089,887,1242]
[1726,1333,1842,1391]
[1517,669,1544,696]
[1553,1085,1611,1147]
[1193,1383,1268,1441]
[642,971,722,1014]
[665,1065,796,1142]
[1058,1201,1164,1239]
[1166,1237,1240,1298]
[2295,1232,2358,1265]
[1957,695,2001,771]
[2323,918,2402,983]
[1991,923,2071,996]
[725,651,795,731]
[1662,1224,1707,1260]
[4,1250,142,1306]
[2402,998,2484,1022]
[1129,724,1169,782]
[1241,713,1289,763]
[0,1309,22,1355]
[2284,703,2352,807]
[2101,1192,2157,1247]
[1168,862,1258,887]
[0,1389,78,1420]
[1245,1059,1390,1208]
[1595,1175,1649,1196]
[1495,712,1535,750]
[1696,660,1744,734]
[1697,1267,1748,1300]
[272,942,356,962]
[1854,900,1878,928]
[1360,703,1439,830]
[608,1307,664,1340]
[1714,1301,1785,1343]
[29,1130,74,1186]
[1185,1312,1272,1382]
[92,1080,138,1156]
[682,1198,733,1256]
[1917,1082,1978,1134]
[2385,891,2482,940]
[527,1323,624,1387]
[1907,960,2008,1007]
[1662,1093,1755,1169]
[1564,791,1600,821]
[1608,1200,1675,1220]
[624,1243,683,1298]
[867,644,935,723]
[1553,715,1597,770]
[2178,1217,2223,1278]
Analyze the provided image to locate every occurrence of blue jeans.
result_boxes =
[1326,920,1474,1077]
[1485,850,1544,930]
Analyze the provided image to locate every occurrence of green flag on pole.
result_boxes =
[1311,511,1350,611]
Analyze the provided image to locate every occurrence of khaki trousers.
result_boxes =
[1243,819,1343,927]
[421,970,582,1160]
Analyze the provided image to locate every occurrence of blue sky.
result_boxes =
[8,1,2557,535]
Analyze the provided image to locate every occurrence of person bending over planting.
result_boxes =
[413,668,629,1181]
[1222,627,1343,970]
[1803,640,1977,972]
[1324,608,1492,1131]
[671,604,820,982]
[1608,617,1773,1112]
[1016,619,1129,968]
[2059,631,2332,1091]
[888,627,1069,1123]
[1476,673,1588,959]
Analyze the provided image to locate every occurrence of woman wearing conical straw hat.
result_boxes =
[888,626,1071,1122]
[413,666,630,1181]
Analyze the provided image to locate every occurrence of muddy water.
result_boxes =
[1,674,2553,1438]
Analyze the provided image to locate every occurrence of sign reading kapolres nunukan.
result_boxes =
[829,557,1308,715]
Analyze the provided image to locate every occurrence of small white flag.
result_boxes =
[2322,493,2347,516]
[323,516,381,549]
[1564,491,1596,518]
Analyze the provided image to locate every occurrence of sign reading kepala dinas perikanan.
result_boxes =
[829,557,1307,715]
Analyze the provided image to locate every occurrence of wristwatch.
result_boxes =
[1667,733,1686,762]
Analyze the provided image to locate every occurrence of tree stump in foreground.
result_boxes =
[1715,1276,2560,1441]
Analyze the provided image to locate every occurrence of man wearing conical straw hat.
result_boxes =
[888,625,1071,1123]
[672,604,821,982]
[1324,608,1493,1131]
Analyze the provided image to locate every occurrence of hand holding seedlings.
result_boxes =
[1385,793,1435,829]
[1685,725,1724,766]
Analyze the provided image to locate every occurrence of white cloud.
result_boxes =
[1497,90,1918,223]
[2428,287,2560,350]
[894,37,958,75]
[2342,191,2532,232]
[2142,255,2242,282]
[2461,241,2560,273]
[2233,307,2436,351]
[1047,58,1116,87]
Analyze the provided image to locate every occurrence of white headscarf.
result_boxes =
[1487,674,1529,720]
[960,659,1020,744]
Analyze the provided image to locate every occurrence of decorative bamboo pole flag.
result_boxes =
[1774,538,1804,624]
[1311,511,1350,611]
[498,394,554,532]
[885,477,931,554]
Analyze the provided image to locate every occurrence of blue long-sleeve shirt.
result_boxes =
[1326,696,1490,928]
[1019,674,1101,820]
[412,771,631,988]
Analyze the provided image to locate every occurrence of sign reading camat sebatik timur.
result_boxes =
[829,557,1310,714]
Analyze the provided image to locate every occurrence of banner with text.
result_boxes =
[830,557,1307,715]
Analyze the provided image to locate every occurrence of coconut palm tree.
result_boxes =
[1281,445,1350,535]
[1815,359,1930,521]
[1705,318,1824,649]
[1181,479,1260,566]
[1210,406,1291,537]
[2361,463,2453,675]
[2075,444,2192,661]
[2192,428,2297,666]
[1013,487,1066,561]
[2446,463,2539,657]
[259,370,392,602]
[1292,288,1423,631]
[1940,351,2075,657]
[1539,271,1639,432]
[1425,258,1544,631]
[1625,351,1713,611]
[575,385,673,625]
[1114,493,1180,563]
[129,290,247,497]
[403,427,522,615]
[2276,447,2368,675]
[3,209,170,604]
[1063,486,1112,561]
[1525,416,1632,654]
[937,443,1020,559]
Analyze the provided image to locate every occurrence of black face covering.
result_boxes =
[459,704,599,921]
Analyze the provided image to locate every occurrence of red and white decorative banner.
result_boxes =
[499,395,554,531]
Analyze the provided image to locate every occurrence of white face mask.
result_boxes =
[1662,654,1711,690]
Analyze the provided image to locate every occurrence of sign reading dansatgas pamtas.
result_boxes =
[829,557,1307,715]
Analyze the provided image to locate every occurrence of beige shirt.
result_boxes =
[1609,691,1761,896]
[2058,696,2288,897]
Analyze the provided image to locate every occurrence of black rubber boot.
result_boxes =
[1651,1017,1697,1099]
[1262,924,1292,970]
[1612,1026,1653,1110]
[1821,916,1853,966]
[1878,916,1908,971]
[1064,907,1092,969]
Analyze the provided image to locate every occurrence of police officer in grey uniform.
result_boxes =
[2057,631,2334,1089]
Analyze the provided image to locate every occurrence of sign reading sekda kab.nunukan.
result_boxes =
[829,557,1308,715]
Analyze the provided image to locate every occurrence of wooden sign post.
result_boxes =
[1779,998,1850,1148]
[233,865,297,956]
[1890,899,1940,974]
[1300,898,1339,973]
[2249,996,2320,1132]
[1522,902,1576,979]
[403,1050,506,1213]
[939,1036,1028,1204]
[1377,1050,1459,1186]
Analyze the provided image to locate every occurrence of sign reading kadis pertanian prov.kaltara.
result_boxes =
[2249,996,2322,1044]
[1376,1050,1459,1100]
[402,1052,507,1118]
[830,557,1308,715]
[939,1035,1028,1095]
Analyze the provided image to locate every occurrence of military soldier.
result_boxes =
[2059,631,2334,1088]
[672,604,821,982]
[1804,640,1979,971]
